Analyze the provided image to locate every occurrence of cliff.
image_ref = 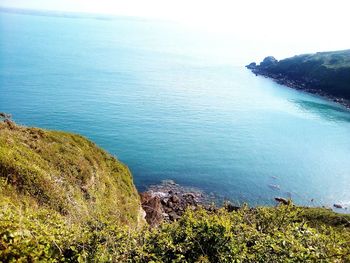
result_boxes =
[0,119,142,225]
[1,117,350,262]
[247,50,350,107]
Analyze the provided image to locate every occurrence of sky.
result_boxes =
[1,0,350,61]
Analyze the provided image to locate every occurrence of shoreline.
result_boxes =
[139,180,349,226]
[139,180,222,226]
[247,66,350,110]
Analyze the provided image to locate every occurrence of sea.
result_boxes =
[1,9,350,210]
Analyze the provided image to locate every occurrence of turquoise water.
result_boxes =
[1,11,350,209]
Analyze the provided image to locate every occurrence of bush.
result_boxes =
[138,205,350,262]
[1,203,349,262]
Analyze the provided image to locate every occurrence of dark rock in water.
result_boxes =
[275,197,289,205]
[170,194,180,203]
[333,204,343,209]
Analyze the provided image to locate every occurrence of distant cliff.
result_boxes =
[247,50,350,107]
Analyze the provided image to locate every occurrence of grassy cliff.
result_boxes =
[1,118,350,262]
[248,50,350,102]
[0,119,143,261]
[0,119,141,224]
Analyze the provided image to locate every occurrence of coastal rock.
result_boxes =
[170,194,180,203]
[168,211,180,221]
[168,201,174,208]
[275,197,289,205]
[333,204,343,209]
[140,192,164,227]
[140,180,216,224]
[0,112,11,120]
[224,202,240,212]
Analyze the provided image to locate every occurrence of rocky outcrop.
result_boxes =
[140,192,164,227]
[333,204,343,209]
[0,119,143,226]
[140,180,213,226]
[275,197,289,205]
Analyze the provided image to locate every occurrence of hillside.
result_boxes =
[1,117,350,262]
[247,50,350,106]
[0,118,142,224]
[0,117,144,260]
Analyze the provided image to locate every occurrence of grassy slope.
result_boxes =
[0,120,142,226]
[1,119,350,261]
[261,49,350,100]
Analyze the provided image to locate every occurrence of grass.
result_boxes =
[300,207,350,229]
[1,118,350,262]
[0,120,142,226]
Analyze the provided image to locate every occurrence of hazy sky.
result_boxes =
[1,0,349,60]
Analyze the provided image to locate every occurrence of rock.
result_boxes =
[164,206,172,213]
[185,193,195,198]
[141,180,217,224]
[140,192,164,227]
[4,119,16,130]
[162,212,169,218]
[333,204,343,209]
[274,197,289,205]
[0,112,11,120]
[161,198,168,205]
[168,211,180,221]
[188,205,196,211]
[224,202,240,212]
[170,194,180,203]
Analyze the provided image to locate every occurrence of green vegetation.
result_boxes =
[252,49,350,100]
[0,119,143,261]
[1,119,350,262]
[142,206,350,262]
[0,119,141,225]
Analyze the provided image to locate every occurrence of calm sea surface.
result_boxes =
[1,11,350,209]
